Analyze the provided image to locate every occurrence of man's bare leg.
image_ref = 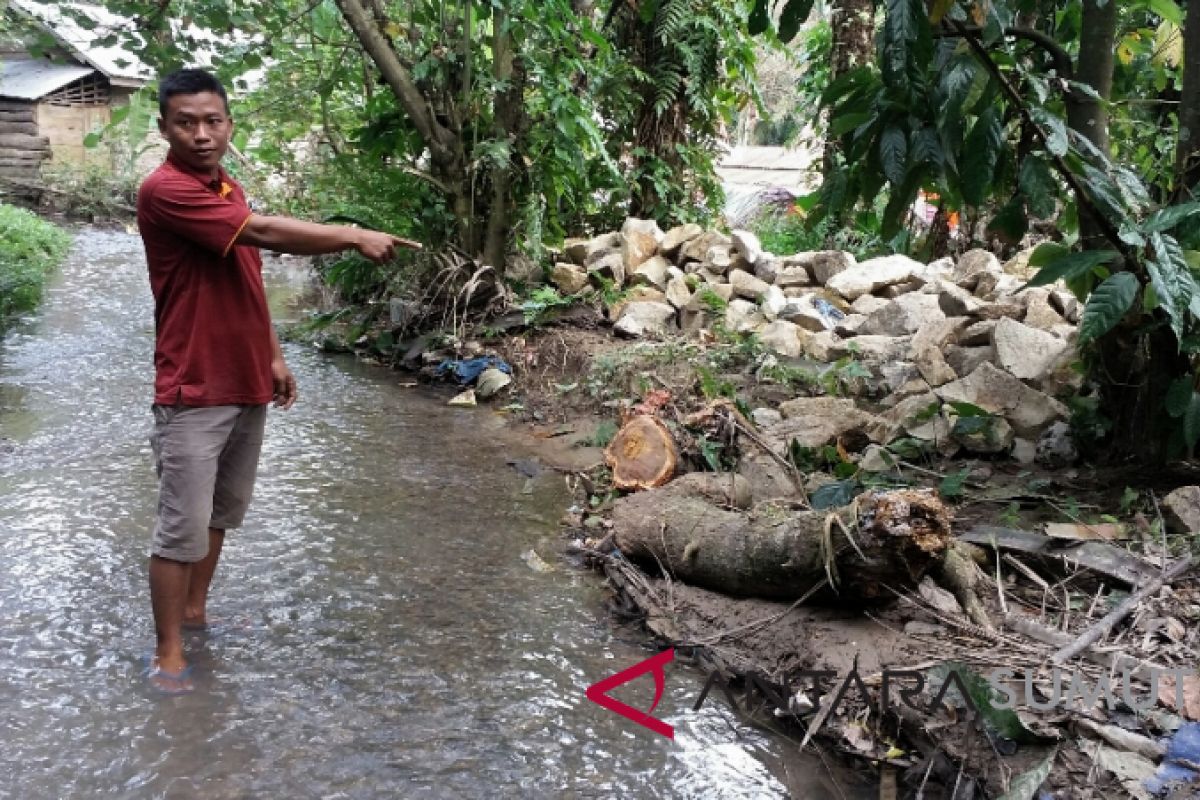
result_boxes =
[184,527,224,627]
[149,554,193,688]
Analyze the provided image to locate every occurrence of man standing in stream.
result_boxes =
[138,68,420,693]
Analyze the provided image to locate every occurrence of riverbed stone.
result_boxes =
[826,254,922,301]
[959,319,999,346]
[991,318,1071,382]
[665,274,692,308]
[661,223,704,258]
[622,216,664,244]
[725,298,765,333]
[773,397,877,447]
[1163,486,1200,534]
[914,343,957,387]
[731,230,763,264]
[761,285,788,320]
[622,231,658,275]
[613,301,677,338]
[629,255,671,290]
[1022,290,1069,331]
[952,414,1015,454]
[550,262,589,295]
[587,250,625,287]
[850,294,891,315]
[563,237,589,265]
[753,253,780,284]
[775,265,814,289]
[705,244,736,274]
[936,362,1068,437]
[937,281,984,317]
[953,249,1002,286]
[944,344,994,378]
[805,330,841,361]
[861,292,946,336]
[730,268,771,301]
[866,392,941,443]
[1035,421,1078,468]
[757,320,810,358]
[678,231,731,266]
[778,294,836,332]
[809,250,856,285]
[751,407,783,427]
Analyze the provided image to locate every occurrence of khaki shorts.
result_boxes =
[149,403,267,562]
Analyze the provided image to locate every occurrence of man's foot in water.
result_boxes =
[145,655,195,694]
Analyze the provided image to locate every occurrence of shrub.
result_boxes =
[0,204,71,325]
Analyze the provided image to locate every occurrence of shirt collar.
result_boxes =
[165,150,232,194]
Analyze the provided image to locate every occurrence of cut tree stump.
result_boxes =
[612,478,952,602]
[604,413,677,490]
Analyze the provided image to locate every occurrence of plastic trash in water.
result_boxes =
[1145,722,1200,795]
[435,356,513,385]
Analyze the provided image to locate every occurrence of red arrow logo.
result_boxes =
[585,648,675,739]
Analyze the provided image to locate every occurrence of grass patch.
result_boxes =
[0,205,71,327]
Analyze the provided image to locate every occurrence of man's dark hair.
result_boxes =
[158,69,230,118]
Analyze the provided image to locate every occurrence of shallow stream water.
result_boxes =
[0,229,868,799]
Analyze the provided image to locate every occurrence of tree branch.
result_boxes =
[934,25,1073,81]
[947,19,1133,263]
[333,0,453,164]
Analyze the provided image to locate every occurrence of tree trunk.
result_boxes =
[611,475,952,602]
[1097,323,1189,465]
[335,0,475,251]
[822,0,876,172]
[1175,0,1200,201]
[1066,0,1118,249]
[481,8,523,272]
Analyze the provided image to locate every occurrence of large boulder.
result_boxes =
[761,285,788,321]
[936,362,1068,437]
[584,231,622,263]
[991,318,1071,383]
[775,265,814,289]
[913,343,957,387]
[772,397,878,448]
[729,268,772,301]
[826,254,923,301]
[622,217,665,244]
[757,320,810,358]
[779,294,842,332]
[1163,487,1200,535]
[753,253,780,284]
[630,255,672,290]
[826,334,913,364]
[725,298,766,333]
[936,281,983,317]
[587,251,626,286]
[866,392,941,444]
[861,293,946,336]
[1022,289,1069,331]
[808,250,856,284]
[613,301,677,338]
[661,223,704,258]
[851,295,891,315]
[550,262,589,295]
[678,231,731,266]
[622,231,659,275]
[665,273,692,308]
[953,249,1002,288]
[731,230,763,264]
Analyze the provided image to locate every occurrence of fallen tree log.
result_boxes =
[612,476,952,602]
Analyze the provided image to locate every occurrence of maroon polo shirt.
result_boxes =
[137,151,274,406]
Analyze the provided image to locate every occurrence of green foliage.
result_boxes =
[0,205,71,325]
[520,285,583,325]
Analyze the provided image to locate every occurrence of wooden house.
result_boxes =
[0,0,149,193]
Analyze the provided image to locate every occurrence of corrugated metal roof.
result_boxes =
[0,58,95,100]
[9,0,150,86]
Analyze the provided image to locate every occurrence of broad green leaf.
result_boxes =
[1145,250,1197,340]
[939,468,971,498]
[748,0,770,35]
[778,0,815,43]
[961,107,1003,206]
[1028,242,1070,267]
[926,664,1056,745]
[1027,250,1118,287]
[1030,108,1068,157]
[811,479,860,510]
[829,111,874,137]
[880,125,908,186]
[1186,394,1200,449]
[1149,0,1184,25]
[82,131,102,148]
[910,126,944,169]
[948,401,991,418]
[1187,252,1200,270]
[1019,157,1057,219]
[1142,202,1200,234]
[996,751,1056,800]
[1078,272,1138,344]
[1166,377,1193,418]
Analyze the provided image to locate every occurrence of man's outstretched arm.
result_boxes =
[236,214,422,264]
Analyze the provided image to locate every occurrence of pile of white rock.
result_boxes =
[550,218,1084,469]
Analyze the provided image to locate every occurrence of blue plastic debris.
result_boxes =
[1145,722,1200,795]
[435,356,513,385]
[812,297,846,329]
